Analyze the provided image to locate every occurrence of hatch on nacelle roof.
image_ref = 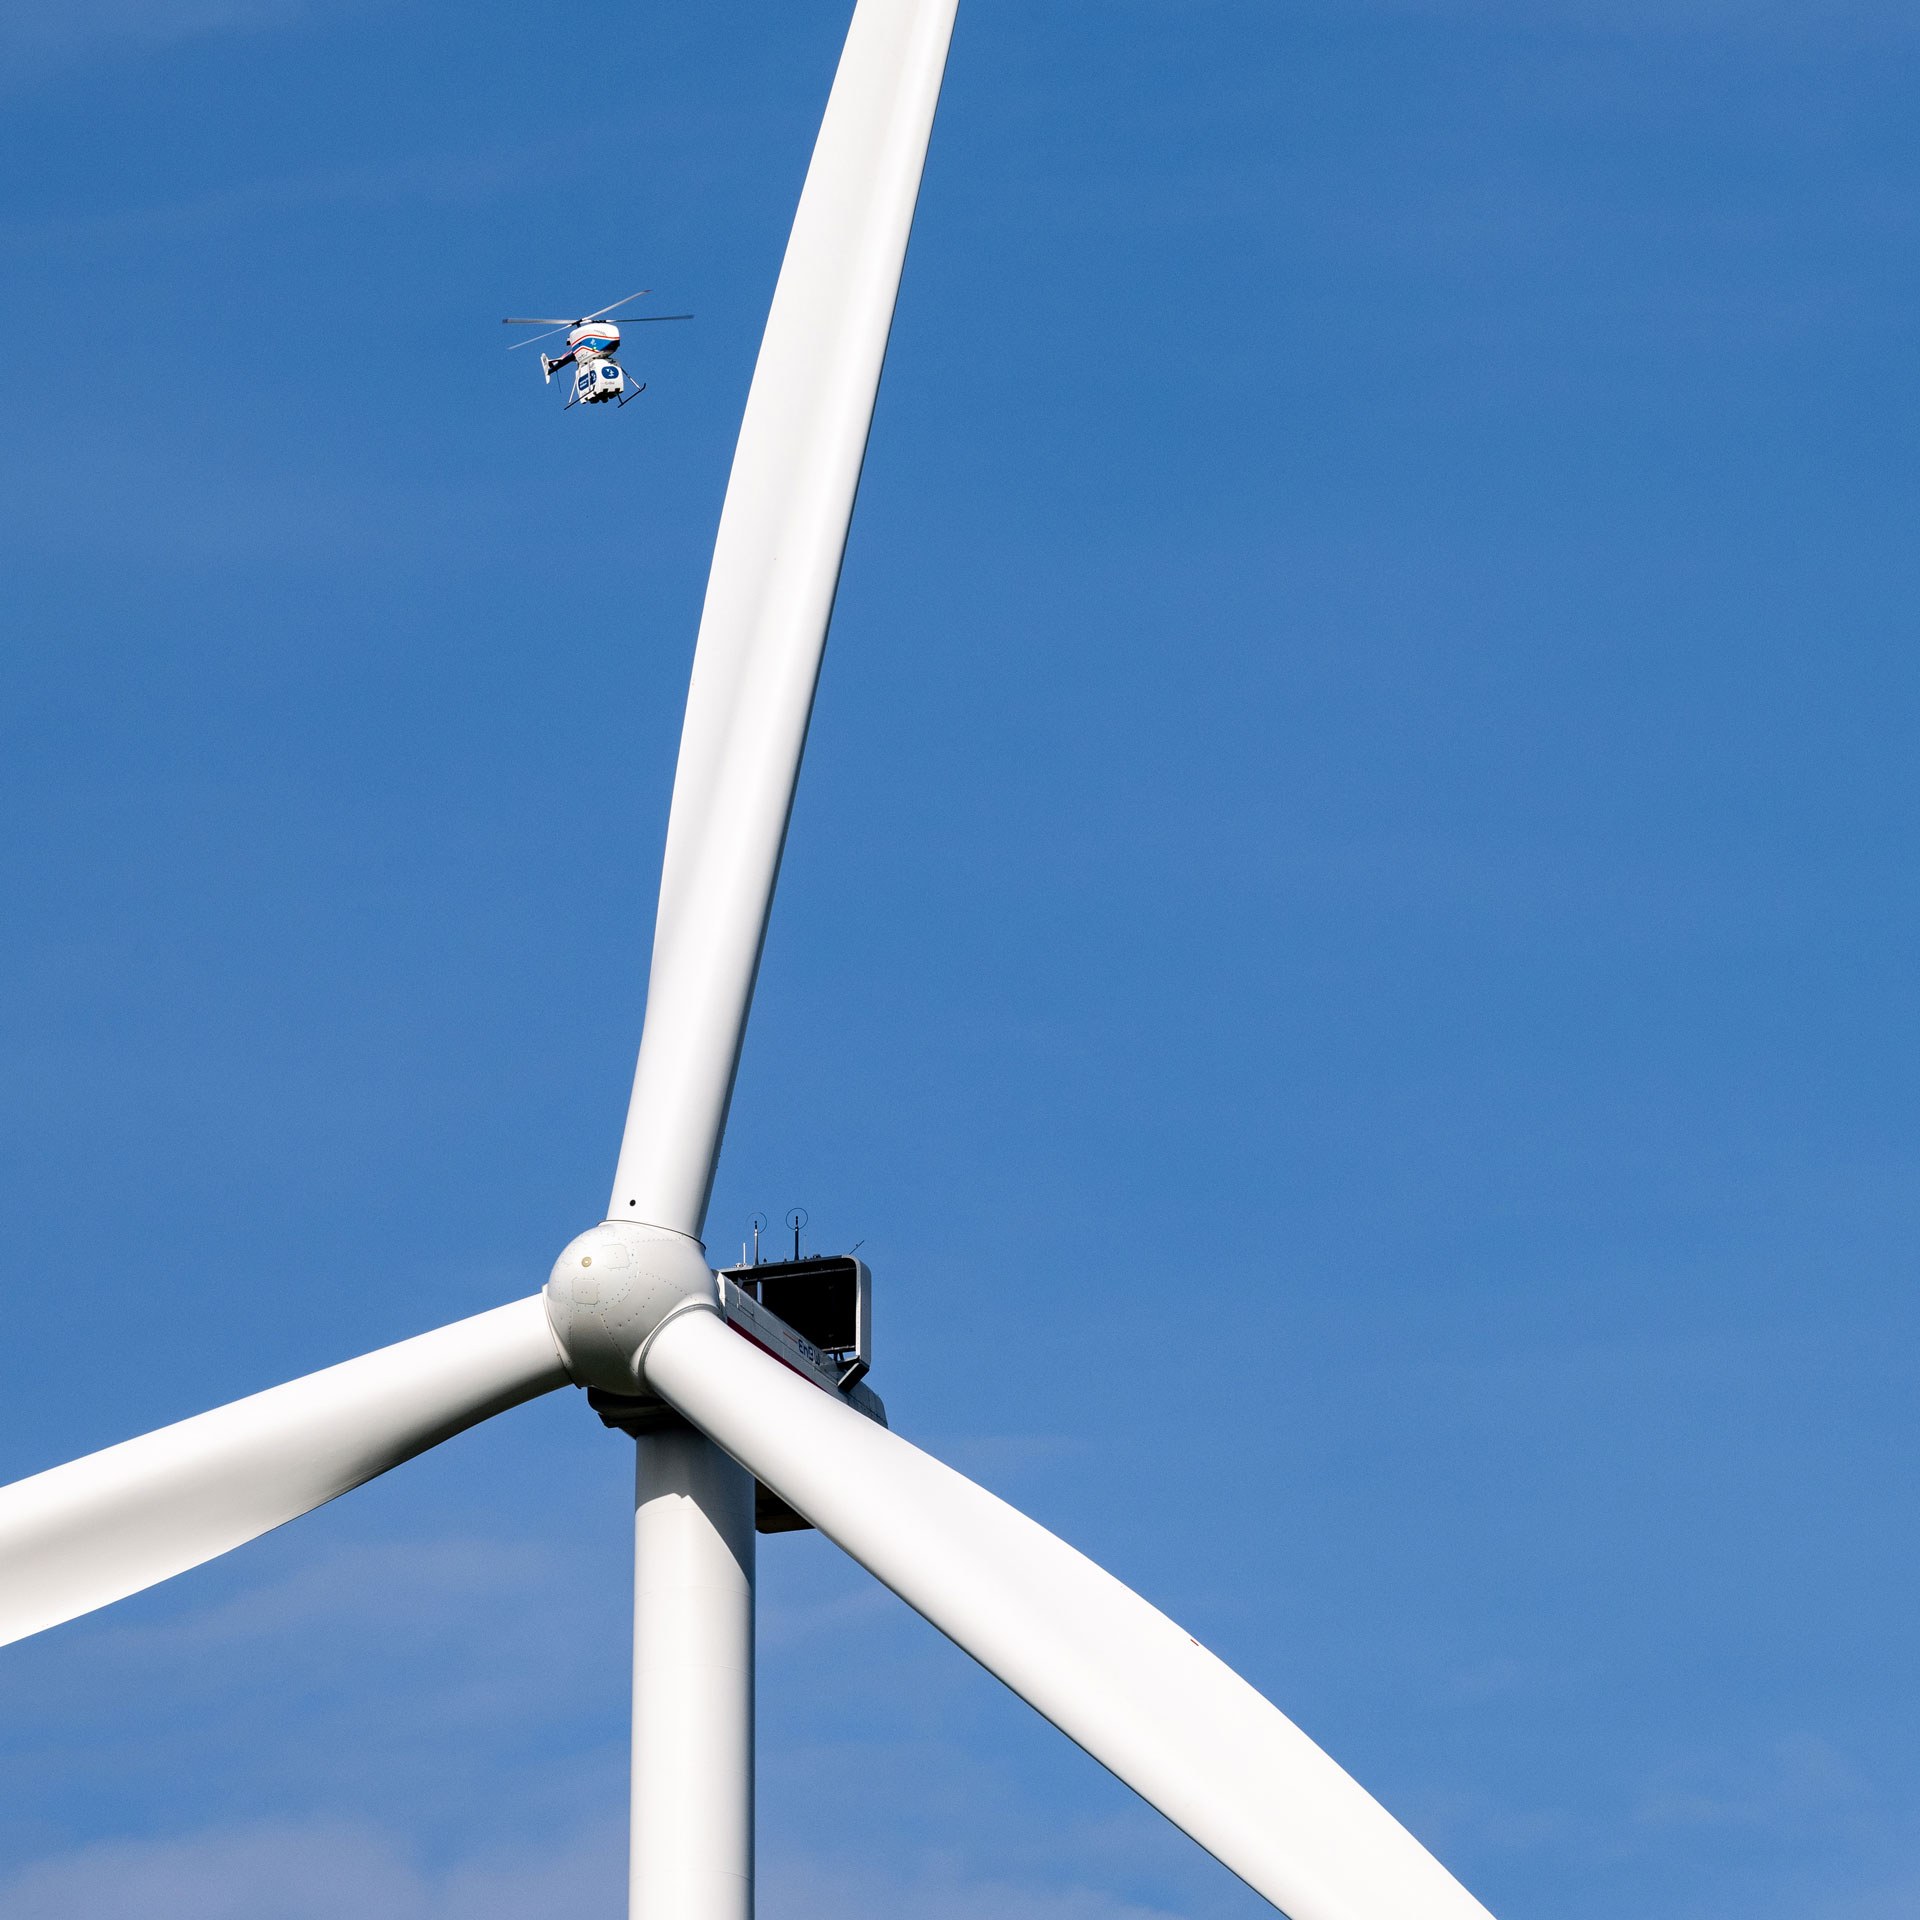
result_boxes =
[718,1254,871,1392]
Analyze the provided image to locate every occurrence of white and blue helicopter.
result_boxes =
[503,289,691,409]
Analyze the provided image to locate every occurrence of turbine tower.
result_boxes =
[0,5,1502,1917]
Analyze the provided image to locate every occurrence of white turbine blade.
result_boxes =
[0,1297,567,1647]
[608,0,960,1238]
[643,1309,1495,1920]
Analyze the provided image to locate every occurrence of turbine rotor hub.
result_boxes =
[541,1223,719,1393]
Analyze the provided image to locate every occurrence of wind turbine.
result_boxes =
[0,4,1503,1917]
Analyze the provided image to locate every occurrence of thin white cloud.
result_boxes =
[0,1821,1188,1920]
[0,1819,632,1920]
[1811,1877,1920,1920]
[95,1537,564,1653]
[758,1577,897,1651]
[1633,1735,1867,1832]
[769,1858,1190,1920]
[0,1822,449,1920]
[1365,0,1912,25]
[2,0,304,66]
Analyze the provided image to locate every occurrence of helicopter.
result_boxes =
[503,289,692,409]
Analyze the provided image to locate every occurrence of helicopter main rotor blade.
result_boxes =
[502,317,581,326]
[642,1308,1497,1920]
[0,1297,567,1646]
[608,0,959,1237]
[576,287,652,325]
[506,323,580,350]
[617,314,693,324]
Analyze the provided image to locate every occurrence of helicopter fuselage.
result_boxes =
[505,294,687,409]
[545,322,629,406]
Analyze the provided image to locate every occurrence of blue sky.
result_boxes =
[3,0,1919,1914]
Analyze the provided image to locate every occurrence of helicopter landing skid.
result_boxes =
[616,381,648,407]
